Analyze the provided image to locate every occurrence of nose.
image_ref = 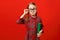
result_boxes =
[31,10,34,12]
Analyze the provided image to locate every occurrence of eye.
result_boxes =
[29,8,36,11]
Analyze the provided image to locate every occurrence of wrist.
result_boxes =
[20,13,26,18]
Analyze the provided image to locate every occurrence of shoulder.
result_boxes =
[37,16,41,22]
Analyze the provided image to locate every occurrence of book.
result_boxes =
[37,23,41,33]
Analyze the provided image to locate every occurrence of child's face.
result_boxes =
[28,4,37,16]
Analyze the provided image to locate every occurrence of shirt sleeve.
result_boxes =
[16,14,29,24]
[39,18,44,33]
[37,17,44,33]
[16,17,25,24]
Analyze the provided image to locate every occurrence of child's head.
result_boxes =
[27,2,37,16]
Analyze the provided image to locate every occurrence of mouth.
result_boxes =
[32,14,36,16]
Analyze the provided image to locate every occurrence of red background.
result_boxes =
[0,0,60,40]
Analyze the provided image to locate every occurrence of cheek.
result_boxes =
[34,10,37,14]
[29,11,33,14]
[29,11,31,14]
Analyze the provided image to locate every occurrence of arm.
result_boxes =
[16,9,28,24]
[20,12,26,19]
[37,18,44,37]
[20,9,28,18]
[37,29,43,37]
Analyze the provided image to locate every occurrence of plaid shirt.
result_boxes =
[16,14,43,40]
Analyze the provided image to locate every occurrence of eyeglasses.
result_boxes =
[29,8,36,11]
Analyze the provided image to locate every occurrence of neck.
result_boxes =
[31,15,36,18]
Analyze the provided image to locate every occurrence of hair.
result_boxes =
[27,2,37,16]
[27,2,36,9]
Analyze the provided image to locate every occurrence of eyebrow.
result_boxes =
[29,8,36,9]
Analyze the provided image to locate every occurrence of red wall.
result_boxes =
[0,0,60,40]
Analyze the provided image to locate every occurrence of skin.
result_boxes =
[28,4,37,18]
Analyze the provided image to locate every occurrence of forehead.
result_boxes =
[29,4,36,9]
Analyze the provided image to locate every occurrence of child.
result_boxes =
[16,2,43,40]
